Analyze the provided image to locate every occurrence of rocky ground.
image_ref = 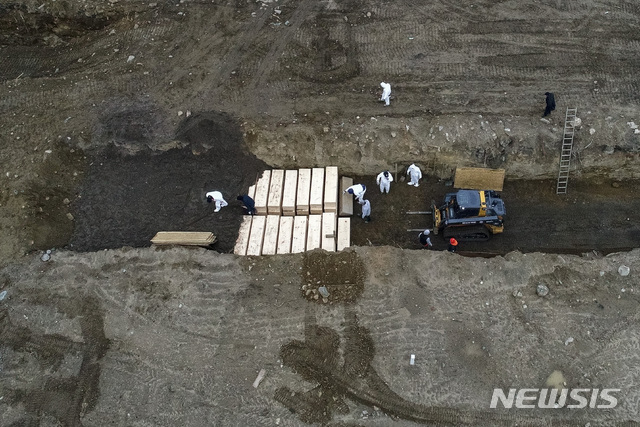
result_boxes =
[1,0,640,425]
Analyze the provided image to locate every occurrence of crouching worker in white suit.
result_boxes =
[406,164,422,187]
[206,191,228,212]
[343,184,366,203]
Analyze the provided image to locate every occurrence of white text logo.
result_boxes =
[490,388,620,409]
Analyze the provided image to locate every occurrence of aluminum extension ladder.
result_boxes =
[556,107,578,194]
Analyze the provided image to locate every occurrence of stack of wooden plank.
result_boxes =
[454,167,505,191]
[262,215,280,255]
[233,166,352,256]
[252,167,344,216]
[234,216,253,255]
[267,170,284,215]
[322,212,337,252]
[246,216,266,256]
[253,170,271,215]
[309,168,324,214]
[281,170,298,216]
[151,232,216,247]
[337,218,351,251]
[277,216,294,254]
[233,213,351,256]
[324,166,339,213]
[291,216,308,253]
[306,214,322,250]
[296,169,311,215]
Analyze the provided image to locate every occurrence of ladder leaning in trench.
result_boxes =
[556,107,578,194]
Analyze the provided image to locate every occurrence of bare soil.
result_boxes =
[350,173,640,255]
[2,247,640,426]
[69,112,268,253]
[1,0,640,425]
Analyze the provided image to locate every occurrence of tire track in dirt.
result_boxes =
[276,308,590,426]
[0,294,108,427]
[245,0,321,112]
[349,0,640,114]
[154,3,279,108]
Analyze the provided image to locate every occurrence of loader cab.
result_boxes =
[444,189,506,219]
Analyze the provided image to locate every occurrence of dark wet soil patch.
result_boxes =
[69,112,268,253]
[301,250,365,304]
[276,312,374,424]
[349,174,640,256]
[0,4,120,46]
[24,141,87,250]
[0,293,108,426]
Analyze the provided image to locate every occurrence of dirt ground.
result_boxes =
[350,174,640,255]
[2,247,640,426]
[2,0,640,425]
[69,112,268,253]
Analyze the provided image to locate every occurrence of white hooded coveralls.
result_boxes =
[406,164,422,187]
[360,199,371,219]
[206,191,228,212]
[380,82,391,106]
[376,171,394,193]
[344,184,366,202]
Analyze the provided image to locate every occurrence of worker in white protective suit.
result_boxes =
[376,170,394,194]
[206,190,228,212]
[360,199,371,223]
[343,183,366,203]
[406,164,422,187]
[380,82,391,106]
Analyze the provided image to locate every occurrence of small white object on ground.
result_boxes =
[410,354,415,365]
[253,369,266,388]
[537,284,549,297]
[618,265,630,276]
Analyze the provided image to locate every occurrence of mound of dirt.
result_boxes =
[69,112,268,253]
[301,250,365,304]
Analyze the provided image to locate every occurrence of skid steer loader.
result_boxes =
[432,167,506,242]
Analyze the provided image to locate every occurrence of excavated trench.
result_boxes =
[349,174,640,256]
[20,110,635,257]
[56,145,640,257]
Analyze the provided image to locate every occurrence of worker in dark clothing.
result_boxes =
[543,92,556,117]
[418,229,433,249]
[237,195,256,215]
[448,238,458,253]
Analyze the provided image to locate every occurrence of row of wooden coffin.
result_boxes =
[234,213,351,256]
[249,166,339,216]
